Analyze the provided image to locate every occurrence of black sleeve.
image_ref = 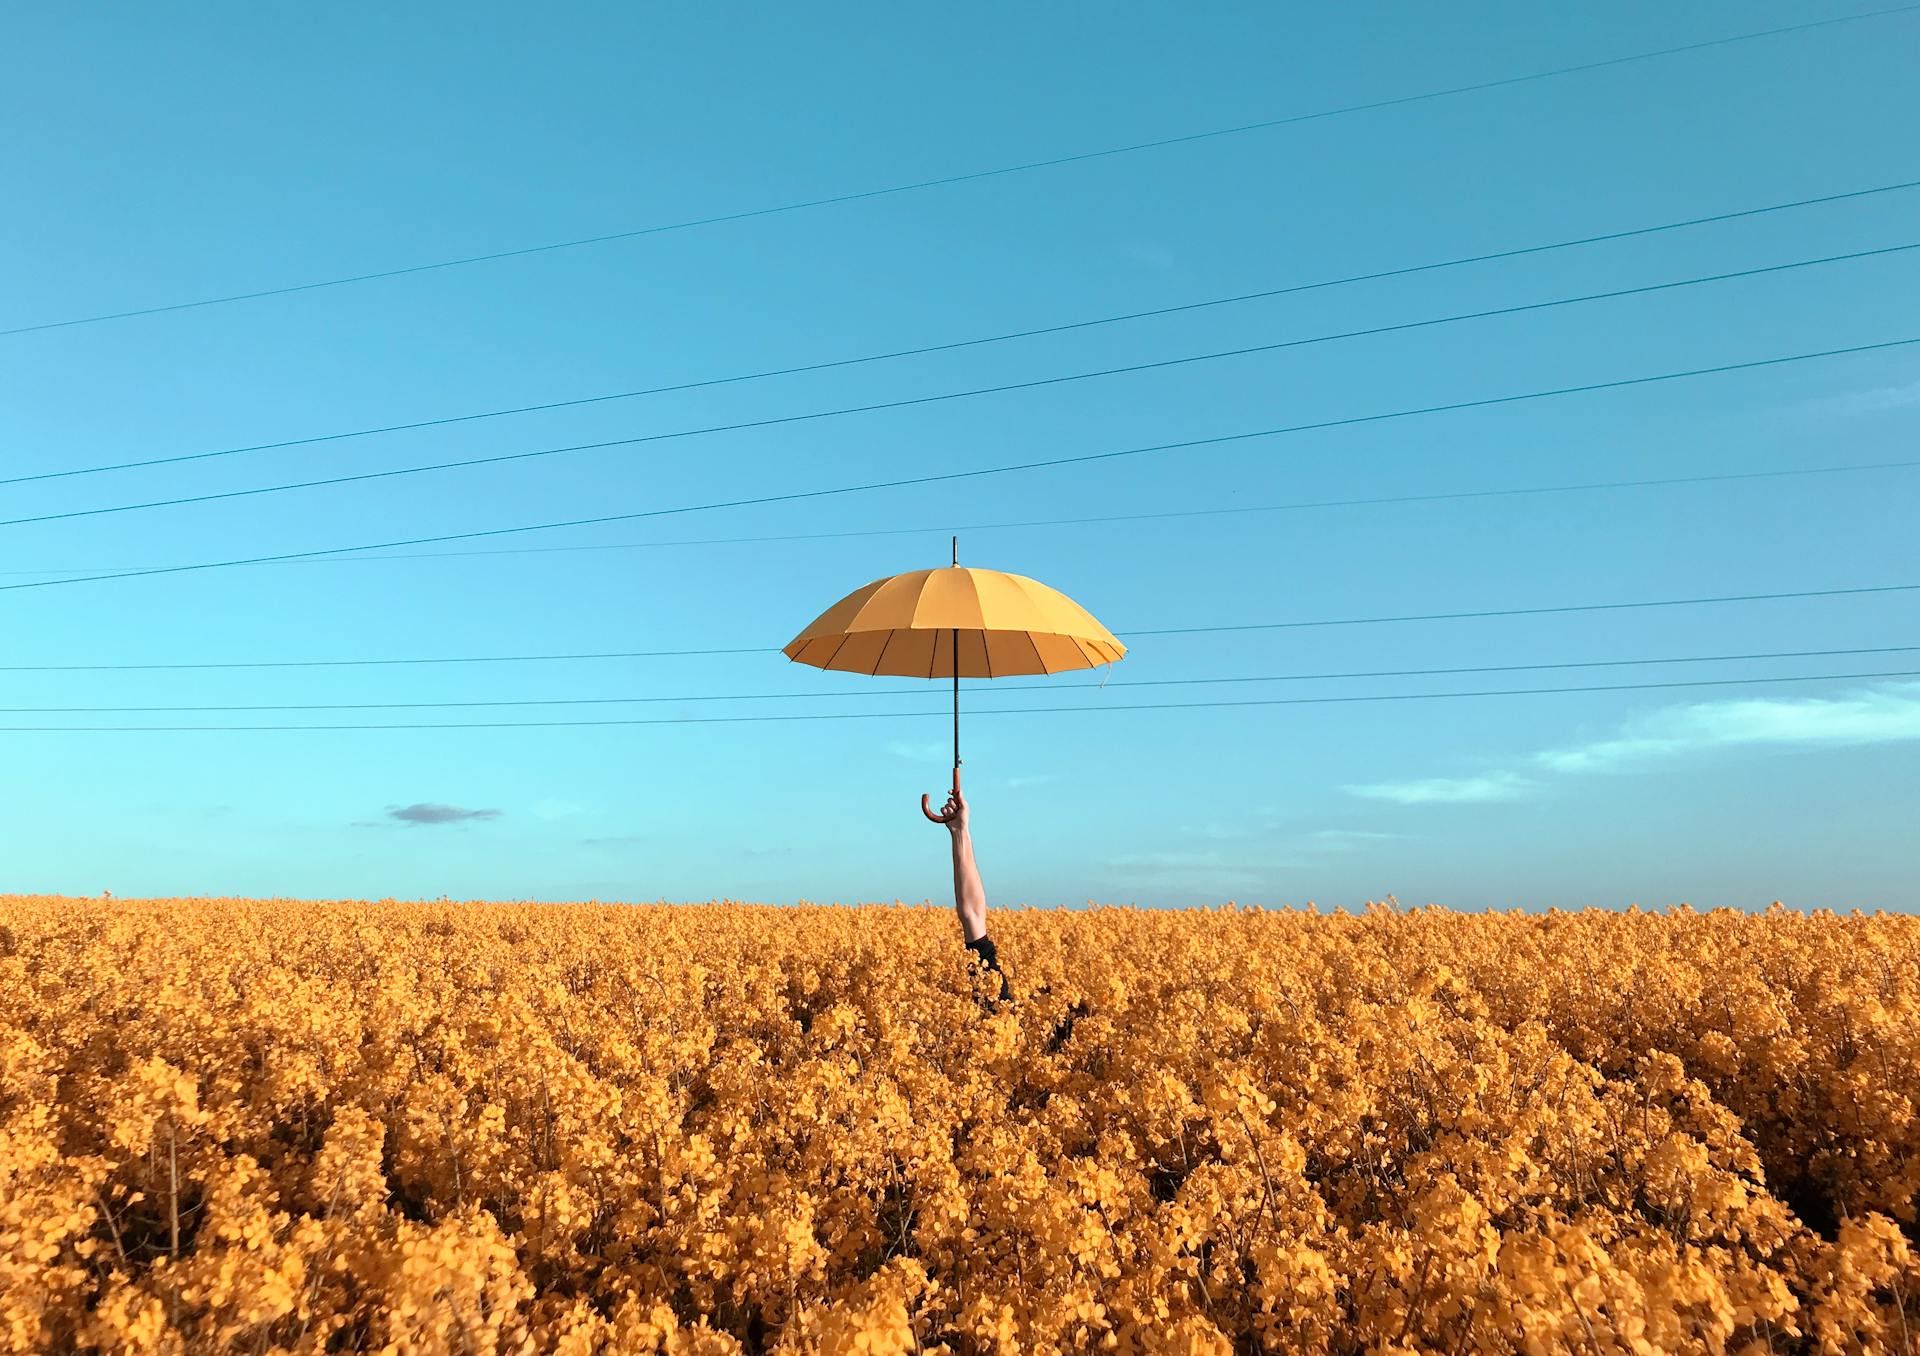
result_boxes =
[965,934,1011,1002]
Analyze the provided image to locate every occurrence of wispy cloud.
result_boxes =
[1346,682,1920,809]
[1308,829,1410,849]
[579,833,648,848]
[388,803,501,826]
[886,739,950,765]
[1174,821,1258,842]
[1108,850,1228,870]
[1536,683,1920,773]
[1345,771,1535,805]
[1828,377,1920,416]
[1117,239,1178,272]
[1103,821,1381,891]
[1105,848,1269,891]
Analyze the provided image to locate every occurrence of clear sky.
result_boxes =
[3,2,1916,910]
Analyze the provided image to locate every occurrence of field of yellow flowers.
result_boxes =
[2,897,1916,1355]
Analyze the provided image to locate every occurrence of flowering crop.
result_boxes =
[1,897,1916,1354]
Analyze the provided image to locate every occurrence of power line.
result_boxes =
[12,241,1914,532]
[6,4,1914,339]
[5,583,1913,670]
[0,647,771,673]
[4,669,1914,732]
[8,458,1913,576]
[5,646,1911,714]
[1128,584,1920,635]
[12,176,1916,489]
[4,334,1915,596]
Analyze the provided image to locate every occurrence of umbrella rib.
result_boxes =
[869,627,896,677]
[818,632,856,671]
[1023,629,1047,675]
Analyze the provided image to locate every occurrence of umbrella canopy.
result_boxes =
[785,553,1123,821]
[783,565,1125,677]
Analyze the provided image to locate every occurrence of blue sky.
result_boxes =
[3,2,1916,909]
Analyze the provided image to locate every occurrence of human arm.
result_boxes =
[932,784,1008,1000]
[940,786,987,945]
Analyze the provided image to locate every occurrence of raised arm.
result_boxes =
[931,784,1008,999]
[941,787,987,944]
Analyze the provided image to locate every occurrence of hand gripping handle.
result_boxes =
[921,765,960,824]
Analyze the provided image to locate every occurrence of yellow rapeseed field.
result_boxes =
[1,897,1916,1355]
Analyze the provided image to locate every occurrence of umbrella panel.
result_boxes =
[787,568,1123,653]
[786,627,1122,678]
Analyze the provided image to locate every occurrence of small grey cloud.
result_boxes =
[388,803,502,826]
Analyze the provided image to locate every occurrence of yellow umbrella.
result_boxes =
[785,538,1125,821]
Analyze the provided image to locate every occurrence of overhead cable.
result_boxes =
[3,335,1915,596]
[3,646,1912,714]
[4,669,1915,732]
[5,583,1913,670]
[10,176,1916,488]
[7,4,1913,338]
[10,241,1914,532]
[7,458,1912,576]
[1126,583,1920,635]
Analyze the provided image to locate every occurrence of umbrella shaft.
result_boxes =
[951,626,960,770]
[951,539,960,772]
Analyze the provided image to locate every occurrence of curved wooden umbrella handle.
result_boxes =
[921,766,961,824]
